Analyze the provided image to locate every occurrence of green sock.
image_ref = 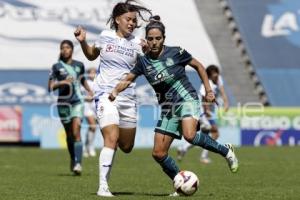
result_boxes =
[74,141,83,164]
[66,137,75,162]
[157,155,180,180]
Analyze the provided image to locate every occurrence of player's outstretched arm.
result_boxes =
[74,26,100,61]
[188,58,215,103]
[219,85,229,112]
[109,73,137,101]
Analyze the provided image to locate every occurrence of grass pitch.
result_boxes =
[0,146,299,200]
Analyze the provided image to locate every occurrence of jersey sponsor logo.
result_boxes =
[105,44,134,57]
[152,72,175,85]
[0,82,56,104]
[154,71,168,81]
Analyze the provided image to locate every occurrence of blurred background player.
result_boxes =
[177,65,229,163]
[74,0,152,197]
[48,40,93,175]
[82,67,97,157]
[109,15,238,196]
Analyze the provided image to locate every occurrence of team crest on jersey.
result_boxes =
[106,44,115,52]
[166,58,174,66]
[75,66,81,73]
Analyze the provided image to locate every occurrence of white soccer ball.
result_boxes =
[173,171,199,196]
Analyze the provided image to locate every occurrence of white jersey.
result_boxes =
[200,76,223,115]
[94,30,143,97]
[81,79,95,98]
[200,75,223,98]
[81,79,96,117]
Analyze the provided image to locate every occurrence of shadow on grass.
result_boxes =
[92,192,169,197]
[57,173,82,177]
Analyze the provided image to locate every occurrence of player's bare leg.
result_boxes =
[97,124,119,197]
[85,116,97,157]
[118,128,136,153]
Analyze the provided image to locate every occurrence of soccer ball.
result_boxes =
[173,171,199,196]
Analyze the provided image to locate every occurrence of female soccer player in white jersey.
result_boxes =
[74,0,152,197]
[82,67,97,157]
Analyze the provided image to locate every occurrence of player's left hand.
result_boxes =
[140,39,149,54]
[85,91,94,102]
[205,90,216,103]
[108,90,117,102]
[223,101,229,112]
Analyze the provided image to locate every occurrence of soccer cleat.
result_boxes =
[83,148,89,158]
[97,185,114,197]
[73,163,82,175]
[70,160,75,172]
[88,148,97,157]
[176,149,186,162]
[224,143,239,173]
[169,191,180,197]
[200,157,212,164]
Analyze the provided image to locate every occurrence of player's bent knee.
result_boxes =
[152,150,167,161]
[119,143,134,153]
[103,136,118,148]
[183,132,196,143]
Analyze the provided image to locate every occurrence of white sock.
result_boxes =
[181,141,194,152]
[201,149,209,159]
[87,129,95,150]
[99,147,115,187]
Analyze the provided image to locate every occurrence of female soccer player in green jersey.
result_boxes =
[48,40,93,175]
[109,16,238,195]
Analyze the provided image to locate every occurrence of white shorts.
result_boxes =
[84,102,96,117]
[96,94,137,129]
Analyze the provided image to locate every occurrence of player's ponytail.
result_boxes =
[146,15,165,38]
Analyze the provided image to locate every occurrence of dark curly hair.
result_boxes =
[206,65,220,78]
[107,0,152,30]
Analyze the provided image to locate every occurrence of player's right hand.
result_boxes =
[205,90,215,103]
[74,26,86,42]
[108,93,116,102]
